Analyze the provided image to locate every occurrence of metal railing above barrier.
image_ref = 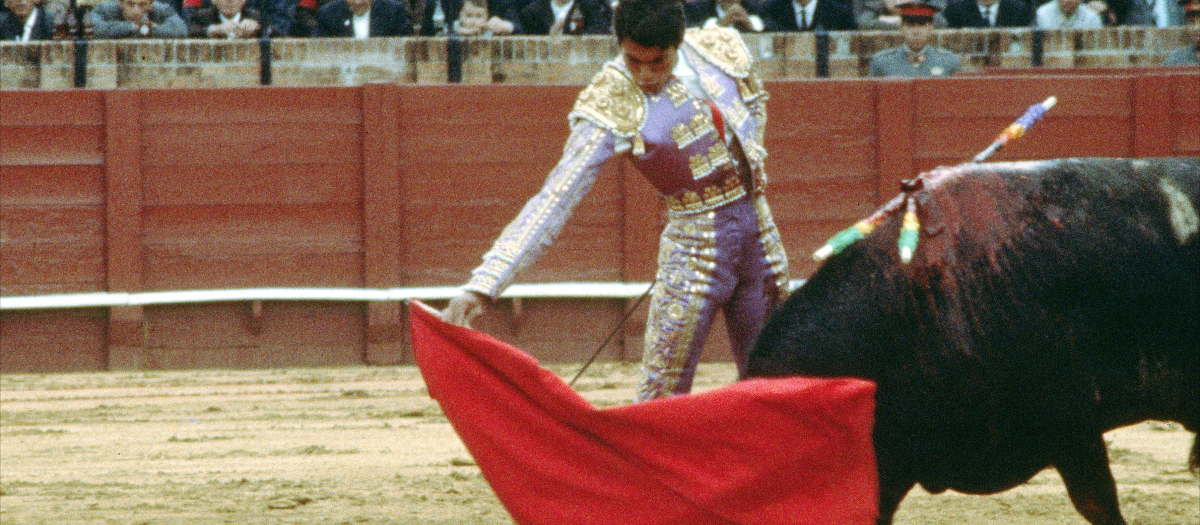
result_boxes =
[0,27,1190,90]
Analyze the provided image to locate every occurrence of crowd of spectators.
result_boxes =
[2,0,1196,69]
[2,0,1195,38]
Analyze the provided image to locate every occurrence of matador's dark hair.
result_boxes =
[613,0,686,49]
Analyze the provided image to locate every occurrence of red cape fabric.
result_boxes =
[410,301,878,525]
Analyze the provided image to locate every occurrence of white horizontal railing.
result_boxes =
[0,282,655,311]
[0,280,806,311]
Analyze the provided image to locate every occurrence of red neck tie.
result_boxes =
[705,99,726,143]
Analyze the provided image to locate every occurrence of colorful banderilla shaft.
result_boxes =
[814,96,1058,263]
[813,195,905,262]
[897,197,920,264]
[972,96,1057,163]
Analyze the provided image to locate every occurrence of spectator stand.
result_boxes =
[0,27,1193,88]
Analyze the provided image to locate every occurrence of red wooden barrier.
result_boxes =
[1,70,1196,372]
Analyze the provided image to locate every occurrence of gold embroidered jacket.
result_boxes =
[465,27,774,298]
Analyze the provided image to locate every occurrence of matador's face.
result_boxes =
[621,39,678,95]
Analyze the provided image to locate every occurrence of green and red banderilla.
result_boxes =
[813,96,1058,264]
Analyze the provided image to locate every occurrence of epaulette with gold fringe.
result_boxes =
[682,27,752,79]
[569,64,646,138]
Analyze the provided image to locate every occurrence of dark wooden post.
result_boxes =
[361,82,406,364]
[103,90,147,370]
[874,80,915,206]
[1132,73,1173,158]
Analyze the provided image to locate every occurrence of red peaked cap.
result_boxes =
[897,0,939,18]
[409,300,879,525]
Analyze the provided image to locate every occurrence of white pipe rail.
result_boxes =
[0,280,806,311]
[0,282,656,311]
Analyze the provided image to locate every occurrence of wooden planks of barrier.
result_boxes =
[1,70,1196,372]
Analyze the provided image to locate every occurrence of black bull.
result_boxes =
[745,158,1199,525]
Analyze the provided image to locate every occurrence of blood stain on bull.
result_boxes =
[746,157,1199,525]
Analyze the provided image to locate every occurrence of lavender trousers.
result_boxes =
[635,195,785,401]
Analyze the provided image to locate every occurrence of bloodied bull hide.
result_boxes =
[745,157,1199,525]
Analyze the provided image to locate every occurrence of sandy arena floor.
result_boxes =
[1,363,1196,524]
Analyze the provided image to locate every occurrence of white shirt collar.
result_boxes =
[979,2,996,24]
[352,10,370,38]
[1150,0,1171,27]
[19,9,38,42]
[792,0,817,26]
[551,0,574,21]
[217,11,242,38]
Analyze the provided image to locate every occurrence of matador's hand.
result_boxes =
[442,291,487,327]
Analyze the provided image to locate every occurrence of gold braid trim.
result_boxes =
[569,64,646,138]
[683,27,752,79]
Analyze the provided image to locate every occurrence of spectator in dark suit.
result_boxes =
[188,0,284,35]
[314,0,411,36]
[290,0,327,35]
[87,0,188,37]
[0,0,55,40]
[416,0,460,33]
[184,0,294,33]
[1100,0,1184,26]
[760,0,855,30]
[943,0,1031,26]
[248,0,295,34]
[686,0,765,31]
[518,0,609,33]
[448,0,489,32]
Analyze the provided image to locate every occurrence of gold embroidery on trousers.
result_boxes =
[753,194,791,298]
[637,211,717,401]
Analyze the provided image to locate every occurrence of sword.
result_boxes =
[568,279,655,387]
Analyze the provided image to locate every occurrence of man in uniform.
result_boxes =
[868,0,960,77]
[1164,0,1200,65]
[443,0,791,402]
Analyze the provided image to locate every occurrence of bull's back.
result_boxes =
[747,157,1200,492]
